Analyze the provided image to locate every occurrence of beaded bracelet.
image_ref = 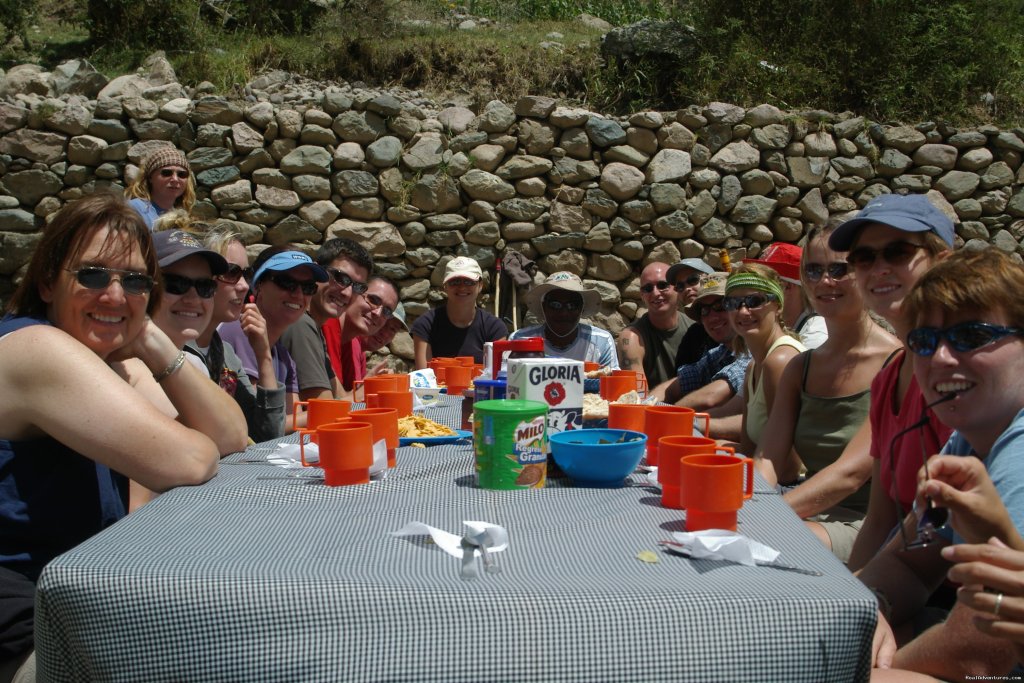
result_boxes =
[153,350,186,382]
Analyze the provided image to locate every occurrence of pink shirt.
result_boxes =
[870,351,953,510]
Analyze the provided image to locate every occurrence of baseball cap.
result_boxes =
[252,251,329,284]
[684,272,728,321]
[392,302,409,331]
[444,256,483,284]
[744,242,802,284]
[153,230,227,275]
[666,258,715,284]
[829,193,955,251]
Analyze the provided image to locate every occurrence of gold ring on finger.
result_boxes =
[994,592,1004,618]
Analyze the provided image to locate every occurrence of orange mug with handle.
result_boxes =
[377,390,413,418]
[611,370,647,397]
[643,405,711,466]
[378,373,411,392]
[681,454,754,531]
[657,436,734,509]
[354,376,398,404]
[608,403,647,432]
[600,374,635,401]
[445,365,473,396]
[292,398,350,435]
[350,407,399,468]
[299,422,373,486]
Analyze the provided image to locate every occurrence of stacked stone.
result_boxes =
[2,56,1024,343]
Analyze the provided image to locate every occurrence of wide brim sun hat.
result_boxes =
[525,271,602,318]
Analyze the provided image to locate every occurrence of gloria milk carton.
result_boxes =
[506,358,584,437]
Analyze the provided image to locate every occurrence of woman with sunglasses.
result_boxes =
[412,256,507,369]
[755,226,900,561]
[0,194,245,660]
[862,248,1024,681]
[828,194,956,572]
[188,227,286,443]
[125,147,195,230]
[217,246,329,429]
[726,263,806,457]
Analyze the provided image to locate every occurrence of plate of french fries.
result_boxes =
[398,415,471,446]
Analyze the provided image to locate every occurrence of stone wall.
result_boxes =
[2,56,1024,345]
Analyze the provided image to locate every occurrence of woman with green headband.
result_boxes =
[726,262,806,457]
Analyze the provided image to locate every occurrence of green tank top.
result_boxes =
[792,351,872,513]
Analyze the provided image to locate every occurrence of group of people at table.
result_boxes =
[1,147,1024,681]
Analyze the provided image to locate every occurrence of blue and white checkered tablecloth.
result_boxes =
[35,399,875,682]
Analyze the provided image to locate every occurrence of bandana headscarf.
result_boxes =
[725,271,784,305]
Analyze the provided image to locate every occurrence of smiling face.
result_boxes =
[152,255,214,348]
[726,286,781,341]
[444,275,482,306]
[40,226,150,359]
[255,266,316,330]
[311,256,369,324]
[698,296,733,344]
[801,234,861,321]
[639,262,678,318]
[212,240,250,324]
[912,306,1024,453]
[542,290,584,337]
[850,223,935,329]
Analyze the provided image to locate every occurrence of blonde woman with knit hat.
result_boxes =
[125,147,195,229]
[726,263,806,457]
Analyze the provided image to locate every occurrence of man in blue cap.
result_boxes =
[217,247,328,424]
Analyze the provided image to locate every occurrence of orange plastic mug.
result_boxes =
[354,376,398,403]
[643,405,702,467]
[611,370,648,397]
[350,407,399,468]
[658,436,734,509]
[456,356,475,367]
[299,422,373,486]
[608,403,648,432]
[600,374,635,401]
[377,390,413,418]
[445,365,473,396]
[292,398,350,435]
[681,454,754,531]
[583,361,601,373]
[378,373,411,392]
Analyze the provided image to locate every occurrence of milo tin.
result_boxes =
[473,399,548,490]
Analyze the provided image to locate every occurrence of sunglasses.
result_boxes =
[907,321,1024,357]
[674,274,702,291]
[158,168,189,179]
[266,273,318,295]
[696,299,727,317]
[163,273,217,299]
[215,264,254,285]
[446,278,479,288]
[67,267,154,296]
[364,292,394,319]
[722,293,777,312]
[543,298,582,312]
[846,241,925,271]
[326,268,368,295]
[803,262,851,283]
[640,280,672,294]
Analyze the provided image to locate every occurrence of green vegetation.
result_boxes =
[2,0,1023,125]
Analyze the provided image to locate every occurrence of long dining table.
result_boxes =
[35,398,876,682]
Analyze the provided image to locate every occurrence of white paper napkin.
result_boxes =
[390,521,509,558]
[267,440,388,475]
[409,369,438,389]
[670,530,780,567]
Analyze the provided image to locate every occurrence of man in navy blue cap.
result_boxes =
[218,248,328,424]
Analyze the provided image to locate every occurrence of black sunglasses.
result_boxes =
[907,321,1024,357]
[159,168,189,179]
[364,292,394,319]
[722,293,777,312]
[215,264,254,285]
[803,262,851,283]
[67,267,154,296]
[847,241,925,271]
[544,298,582,312]
[640,280,672,294]
[674,274,702,291]
[889,393,957,550]
[696,299,727,317]
[267,273,318,295]
[163,273,217,299]
[326,268,368,295]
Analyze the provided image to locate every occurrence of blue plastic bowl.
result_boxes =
[549,429,648,488]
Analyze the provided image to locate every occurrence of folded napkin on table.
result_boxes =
[669,530,780,567]
[391,521,508,558]
[267,440,388,475]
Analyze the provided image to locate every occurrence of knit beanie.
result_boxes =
[142,147,190,178]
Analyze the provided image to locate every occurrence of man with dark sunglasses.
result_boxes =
[649,274,750,442]
[617,262,693,387]
[324,276,400,391]
[280,239,372,405]
[665,258,718,368]
[218,248,329,422]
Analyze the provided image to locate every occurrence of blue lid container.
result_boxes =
[474,378,507,402]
